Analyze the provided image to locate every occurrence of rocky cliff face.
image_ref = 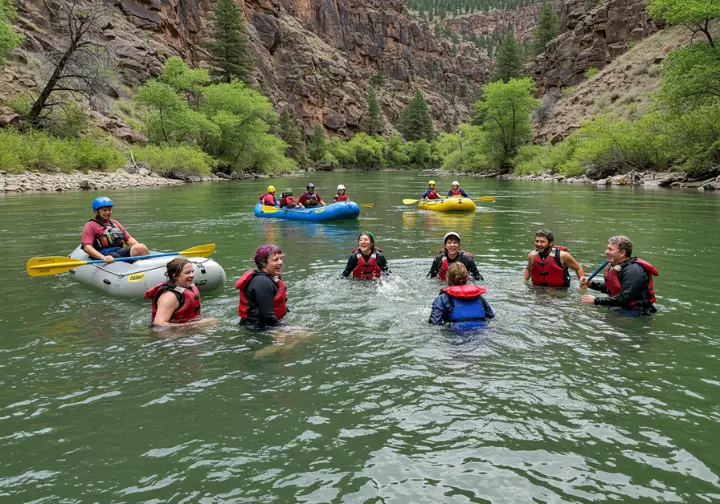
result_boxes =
[531,0,659,94]
[2,0,489,137]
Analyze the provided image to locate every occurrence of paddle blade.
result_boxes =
[402,199,420,205]
[179,243,215,258]
[261,206,279,213]
[474,196,496,202]
[359,203,375,208]
[26,257,88,277]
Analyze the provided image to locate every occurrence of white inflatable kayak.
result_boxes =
[67,246,226,298]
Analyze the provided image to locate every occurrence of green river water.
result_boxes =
[1,172,719,503]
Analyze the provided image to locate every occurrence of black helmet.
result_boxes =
[307,183,314,189]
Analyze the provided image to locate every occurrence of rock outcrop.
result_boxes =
[532,0,659,94]
[3,0,489,138]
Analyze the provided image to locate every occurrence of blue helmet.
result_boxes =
[92,196,113,211]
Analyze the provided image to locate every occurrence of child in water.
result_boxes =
[429,262,494,328]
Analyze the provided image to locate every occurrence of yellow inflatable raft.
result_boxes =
[418,197,477,212]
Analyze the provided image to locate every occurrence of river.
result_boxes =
[1,172,719,502]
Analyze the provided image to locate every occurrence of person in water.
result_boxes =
[236,245,288,329]
[428,232,483,281]
[581,235,658,313]
[145,258,216,327]
[333,184,350,202]
[447,180,469,198]
[259,185,278,206]
[422,180,441,200]
[429,262,494,327]
[81,196,149,264]
[298,183,326,207]
[342,232,390,279]
[280,189,302,209]
[523,229,585,288]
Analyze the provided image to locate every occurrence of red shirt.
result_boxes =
[81,219,131,248]
[298,192,322,205]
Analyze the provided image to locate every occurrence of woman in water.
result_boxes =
[236,245,287,329]
[342,232,390,280]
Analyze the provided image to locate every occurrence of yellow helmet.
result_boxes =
[267,185,276,193]
[428,180,436,187]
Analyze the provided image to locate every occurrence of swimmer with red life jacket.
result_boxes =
[236,245,288,329]
[524,229,585,288]
[429,262,494,328]
[145,258,217,329]
[428,232,483,282]
[341,232,390,280]
[581,235,658,314]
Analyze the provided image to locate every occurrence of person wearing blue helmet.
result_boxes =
[81,196,149,264]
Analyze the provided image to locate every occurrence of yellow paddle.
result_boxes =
[359,203,375,208]
[402,196,495,205]
[261,206,280,213]
[26,244,217,277]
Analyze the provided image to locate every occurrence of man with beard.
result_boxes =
[524,229,585,288]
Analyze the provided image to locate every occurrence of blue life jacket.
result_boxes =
[442,284,488,329]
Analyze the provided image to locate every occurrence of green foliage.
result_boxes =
[363,86,384,134]
[531,3,559,57]
[399,91,434,142]
[561,86,574,98]
[0,0,21,64]
[490,28,524,83]
[370,71,385,87]
[584,67,600,78]
[384,134,411,167]
[406,0,536,16]
[159,56,210,109]
[0,129,124,173]
[441,124,491,171]
[657,43,720,112]
[308,124,326,162]
[277,107,310,169]
[207,0,253,83]
[647,0,720,47]
[132,144,215,178]
[348,133,386,169]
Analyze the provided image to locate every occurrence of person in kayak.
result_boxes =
[81,196,149,264]
[333,184,350,202]
[429,262,494,327]
[298,183,326,207]
[236,244,287,329]
[342,232,390,279]
[447,181,469,198]
[428,232,483,281]
[145,258,216,328]
[259,185,278,206]
[523,229,585,288]
[422,180,441,200]
[280,189,303,209]
[581,235,658,314]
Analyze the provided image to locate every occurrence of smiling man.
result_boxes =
[81,196,149,264]
[524,229,585,288]
[580,235,658,314]
[428,231,483,282]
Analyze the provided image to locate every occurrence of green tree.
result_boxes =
[278,106,310,168]
[658,43,720,112]
[399,90,434,142]
[308,124,326,162]
[476,78,540,170]
[0,0,21,63]
[531,3,559,56]
[207,0,253,83]
[647,0,720,48]
[490,28,524,82]
[370,71,385,87]
[384,133,411,167]
[363,86,384,134]
[159,56,210,110]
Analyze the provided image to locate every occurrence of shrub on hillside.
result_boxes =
[132,144,215,178]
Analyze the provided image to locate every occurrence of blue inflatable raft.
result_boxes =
[254,201,360,222]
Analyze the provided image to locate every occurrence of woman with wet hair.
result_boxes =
[429,262,494,328]
[235,245,287,329]
[341,232,390,279]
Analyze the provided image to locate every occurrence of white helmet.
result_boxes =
[337,184,345,191]
[444,231,460,243]
[452,180,460,186]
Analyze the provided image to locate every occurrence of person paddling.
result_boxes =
[523,229,585,288]
[422,180,441,200]
[342,232,390,279]
[428,232,483,281]
[447,181,469,198]
[81,197,149,264]
[429,262,494,327]
[236,245,288,329]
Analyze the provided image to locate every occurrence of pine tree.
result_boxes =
[277,107,310,168]
[490,28,524,83]
[531,3,559,57]
[363,87,384,134]
[399,91,434,142]
[207,0,253,84]
[308,124,326,162]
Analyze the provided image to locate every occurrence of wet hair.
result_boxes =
[447,262,469,287]
[166,258,192,285]
[254,244,282,269]
[609,235,633,257]
[358,231,375,245]
[535,229,554,242]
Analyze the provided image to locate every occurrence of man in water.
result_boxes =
[524,229,585,288]
[581,235,658,313]
[81,197,149,264]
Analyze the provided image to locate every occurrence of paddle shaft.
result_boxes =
[85,252,184,265]
[586,261,609,283]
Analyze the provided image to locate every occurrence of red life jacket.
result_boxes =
[352,248,382,279]
[235,270,287,320]
[530,246,570,288]
[334,194,349,202]
[450,189,463,196]
[441,284,487,298]
[440,250,474,281]
[259,193,276,206]
[426,189,440,199]
[604,258,658,307]
[145,282,201,323]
